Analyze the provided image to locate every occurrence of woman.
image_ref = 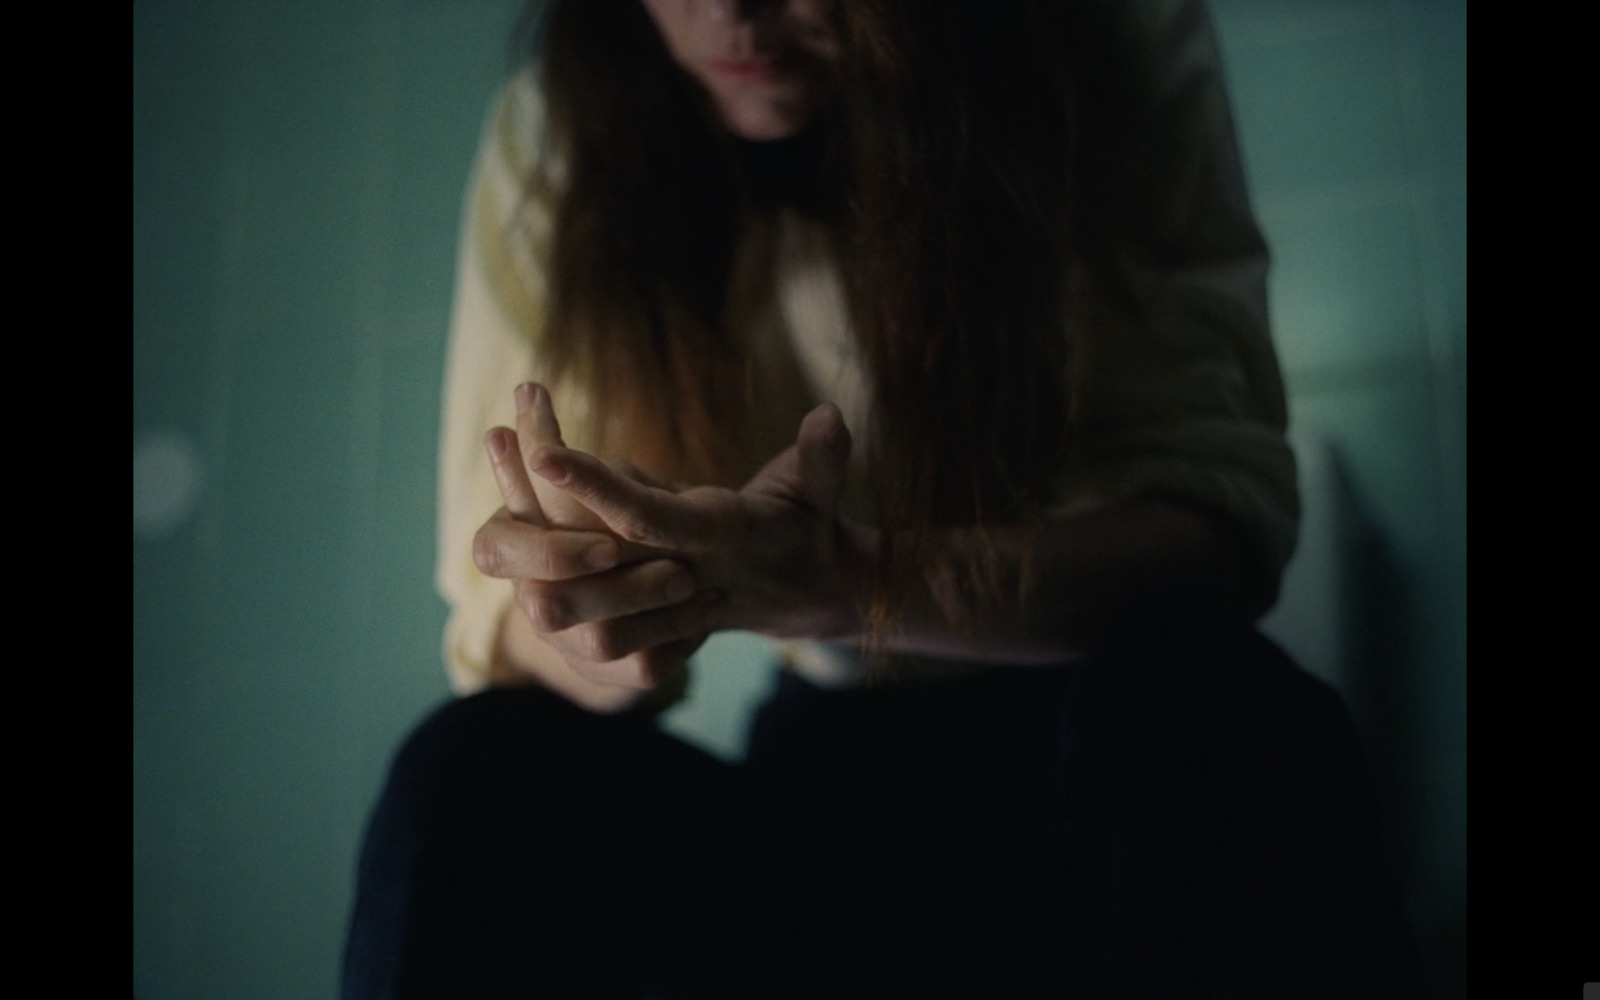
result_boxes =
[345,1,1421,996]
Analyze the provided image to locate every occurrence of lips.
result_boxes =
[705,57,778,82]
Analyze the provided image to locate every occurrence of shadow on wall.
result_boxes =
[1261,430,1460,1000]
[1337,451,1465,1000]
[1264,432,1412,801]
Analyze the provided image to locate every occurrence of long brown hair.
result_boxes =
[524,0,1103,640]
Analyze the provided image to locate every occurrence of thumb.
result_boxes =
[792,403,852,514]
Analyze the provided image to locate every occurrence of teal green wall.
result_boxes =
[1213,4,1465,994]
[132,1,1465,996]
[134,2,520,995]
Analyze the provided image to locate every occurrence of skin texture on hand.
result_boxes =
[475,384,720,712]
[522,392,1267,654]
[479,384,1266,707]
[523,400,865,644]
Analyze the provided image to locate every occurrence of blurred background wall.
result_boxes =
[131,0,1465,996]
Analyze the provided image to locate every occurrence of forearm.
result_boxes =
[516,410,1278,667]
[834,498,1274,665]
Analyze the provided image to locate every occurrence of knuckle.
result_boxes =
[531,539,564,580]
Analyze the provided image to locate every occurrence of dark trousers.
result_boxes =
[343,627,1422,998]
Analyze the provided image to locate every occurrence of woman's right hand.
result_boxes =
[471,384,722,712]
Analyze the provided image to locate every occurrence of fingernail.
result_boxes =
[585,541,618,571]
[532,455,569,484]
[484,429,509,459]
[515,382,536,414]
[664,573,695,604]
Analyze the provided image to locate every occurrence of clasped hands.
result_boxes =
[473,382,867,704]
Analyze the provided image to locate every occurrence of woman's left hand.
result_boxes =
[525,403,869,643]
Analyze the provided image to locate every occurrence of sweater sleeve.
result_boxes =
[435,71,578,694]
[1053,0,1299,590]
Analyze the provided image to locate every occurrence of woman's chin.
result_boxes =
[714,93,813,142]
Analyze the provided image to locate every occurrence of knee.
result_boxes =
[1046,626,1379,832]
[368,689,567,832]
[1058,627,1350,748]
[385,689,527,791]
[384,686,630,798]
